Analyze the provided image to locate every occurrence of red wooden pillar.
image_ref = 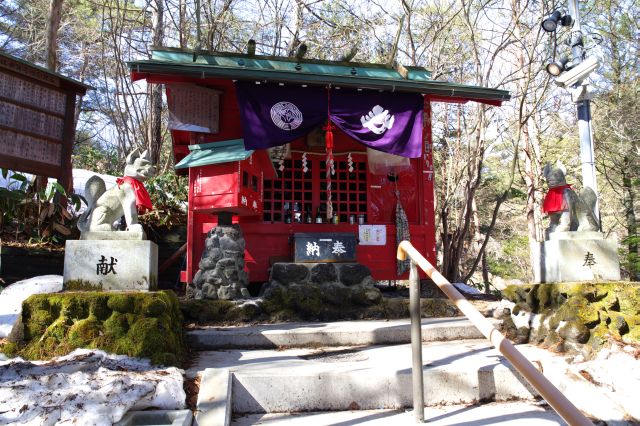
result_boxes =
[423,96,437,265]
[184,167,196,284]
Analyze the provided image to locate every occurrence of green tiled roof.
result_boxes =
[174,139,252,169]
[128,48,510,105]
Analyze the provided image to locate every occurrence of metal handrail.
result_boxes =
[397,240,592,426]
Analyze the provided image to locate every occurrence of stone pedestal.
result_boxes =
[64,240,158,291]
[261,262,382,309]
[532,232,620,283]
[190,224,249,300]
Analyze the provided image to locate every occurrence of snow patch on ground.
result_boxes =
[0,349,186,425]
[0,275,63,338]
[570,342,640,421]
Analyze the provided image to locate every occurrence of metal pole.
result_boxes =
[567,0,600,218]
[409,260,424,423]
[576,97,600,220]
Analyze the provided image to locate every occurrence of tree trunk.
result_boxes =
[179,0,186,49]
[482,252,490,293]
[40,0,65,192]
[622,158,639,280]
[45,0,64,71]
[147,0,165,166]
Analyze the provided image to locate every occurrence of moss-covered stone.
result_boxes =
[16,291,184,366]
[107,294,135,313]
[68,316,102,347]
[64,280,103,291]
[503,282,640,359]
[89,296,111,321]
[180,299,237,323]
[0,341,19,357]
[104,312,129,338]
[143,298,167,317]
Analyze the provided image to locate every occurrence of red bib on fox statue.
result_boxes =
[542,184,571,214]
[116,176,153,214]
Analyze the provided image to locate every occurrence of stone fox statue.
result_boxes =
[78,149,156,233]
[542,161,599,235]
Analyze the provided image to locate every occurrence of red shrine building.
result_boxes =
[128,48,509,285]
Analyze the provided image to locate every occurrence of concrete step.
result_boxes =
[190,339,542,425]
[231,401,567,425]
[187,317,497,350]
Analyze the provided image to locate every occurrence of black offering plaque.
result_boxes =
[293,233,356,263]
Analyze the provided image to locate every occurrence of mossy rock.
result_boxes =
[104,312,130,338]
[107,294,135,313]
[143,298,167,317]
[503,282,640,358]
[61,296,89,320]
[0,341,19,357]
[17,291,185,366]
[23,306,57,340]
[180,299,237,323]
[68,316,102,347]
[64,279,103,291]
[89,296,111,321]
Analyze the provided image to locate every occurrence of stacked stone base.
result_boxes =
[260,263,383,318]
[190,224,250,300]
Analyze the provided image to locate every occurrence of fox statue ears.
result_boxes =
[542,160,567,179]
[125,148,151,165]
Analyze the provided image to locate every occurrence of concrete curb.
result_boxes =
[195,369,232,426]
[114,410,193,426]
[187,317,497,350]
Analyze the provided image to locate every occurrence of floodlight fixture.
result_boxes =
[541,10,573,32]
[546,56,570,76]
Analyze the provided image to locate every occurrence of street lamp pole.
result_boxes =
[567,0,600,220]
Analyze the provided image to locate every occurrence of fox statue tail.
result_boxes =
[77,175,106,233]
[579,186,600,228]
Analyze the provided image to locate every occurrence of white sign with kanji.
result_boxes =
[358,225,386,246]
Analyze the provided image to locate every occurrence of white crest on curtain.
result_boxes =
[360,105,395,134]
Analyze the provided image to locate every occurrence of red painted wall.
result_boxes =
[169,80,437,284]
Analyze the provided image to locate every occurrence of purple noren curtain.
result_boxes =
[235,83,423,158]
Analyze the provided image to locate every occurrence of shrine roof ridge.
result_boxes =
[128,48,510,105]
[174,138,253,169]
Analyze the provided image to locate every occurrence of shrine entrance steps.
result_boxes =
[185,317,577,425]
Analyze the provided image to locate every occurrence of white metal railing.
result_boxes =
[397,240,593,425]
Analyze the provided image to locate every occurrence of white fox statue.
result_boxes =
[542,161,599,237]
[77,148,156,234]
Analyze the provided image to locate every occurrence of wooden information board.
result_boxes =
[0,52,89,190]
[167,84,220,133]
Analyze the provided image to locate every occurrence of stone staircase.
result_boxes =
[185,317,575,425]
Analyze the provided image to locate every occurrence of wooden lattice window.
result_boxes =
[263,153,367,223]
[319,158,367,223]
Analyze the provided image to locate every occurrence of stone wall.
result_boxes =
[189,225,250,300]
[501,282,639,359]
[260,262,383,319]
